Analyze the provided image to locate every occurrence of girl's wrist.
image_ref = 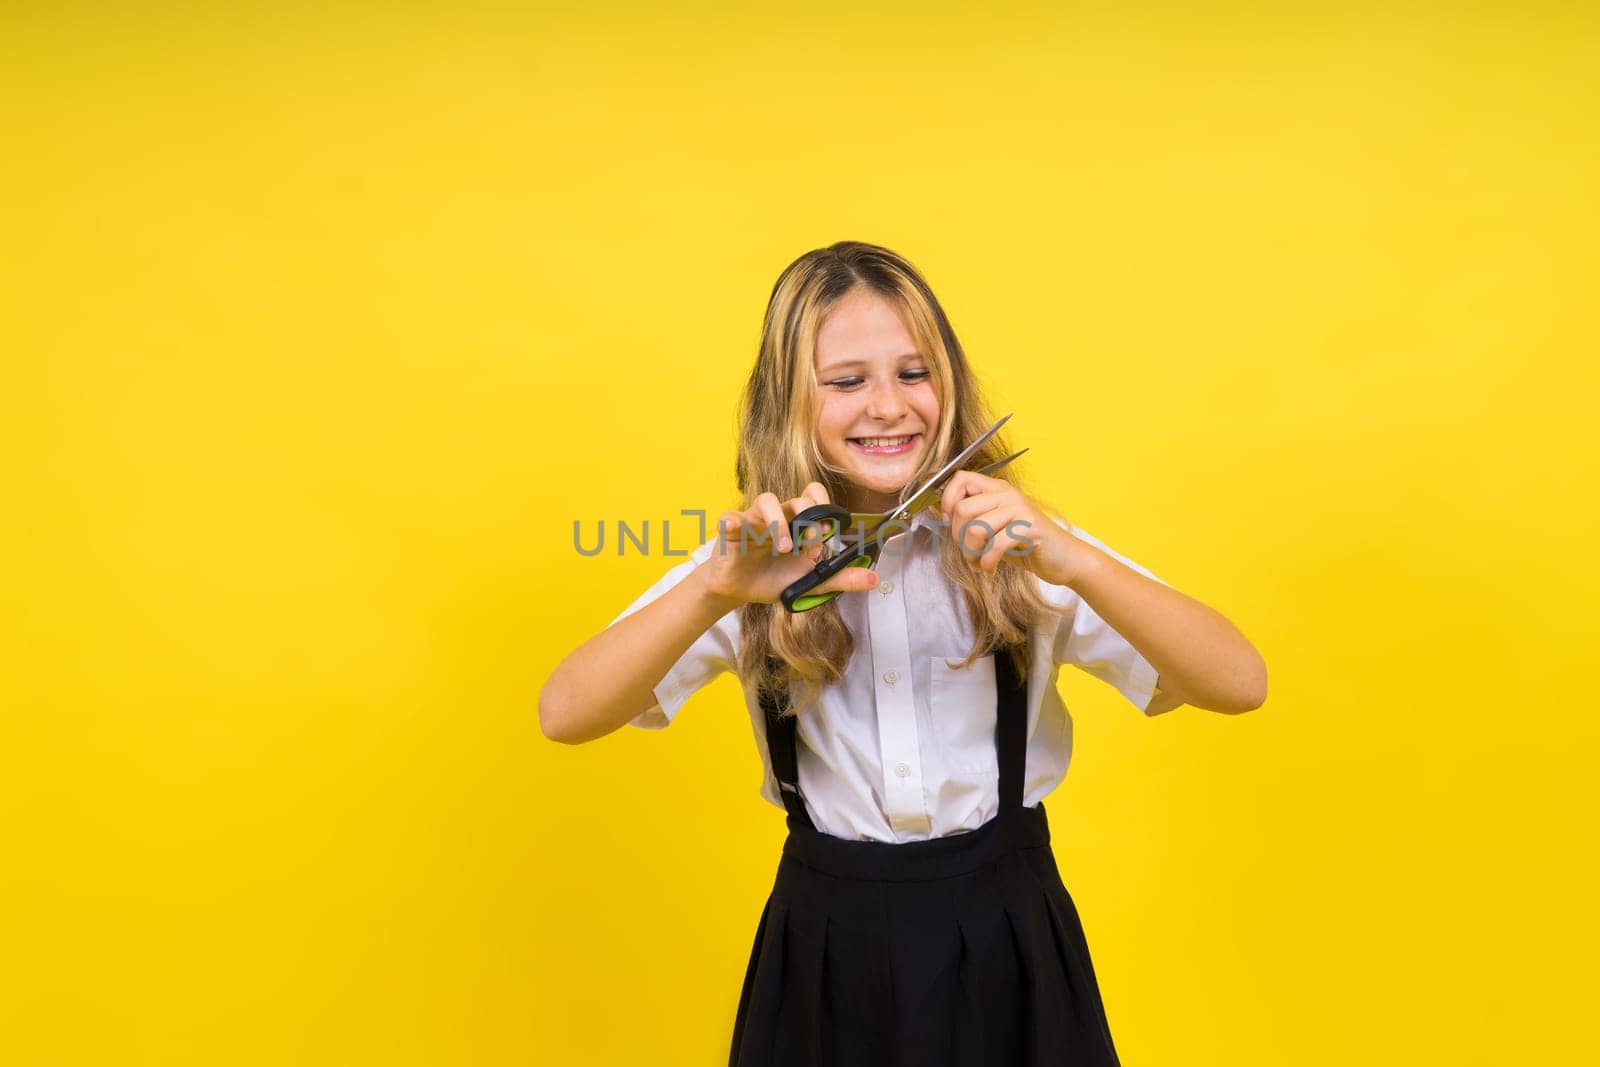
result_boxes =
[1036,522,1100,590]
[1056,536,1110,592]
[690,559,743,618]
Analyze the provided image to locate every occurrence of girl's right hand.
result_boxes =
[697,482,880,607]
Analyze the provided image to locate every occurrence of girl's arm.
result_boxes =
[938,471,1268,716]
[539,562,738,744]
[1063,541,1267,716]
[539,485,880,744]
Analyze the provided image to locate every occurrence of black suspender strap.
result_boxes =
[758,661,817,831]
[761,646,1029,833]
[994,646,1029,812]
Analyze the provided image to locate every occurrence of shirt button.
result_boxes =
[879,580,894,595]
[883,669,899,685]
[893,761,910,778]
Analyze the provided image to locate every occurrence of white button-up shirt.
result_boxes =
[610,512,1168,842]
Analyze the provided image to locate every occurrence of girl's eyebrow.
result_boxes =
[817,352,924,375]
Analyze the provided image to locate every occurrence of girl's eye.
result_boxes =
[823,370,929,390]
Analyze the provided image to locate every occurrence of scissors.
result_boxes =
[780,414,1026,613]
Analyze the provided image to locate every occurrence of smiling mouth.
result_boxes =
[848,433,921,456]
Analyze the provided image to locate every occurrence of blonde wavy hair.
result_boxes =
[735,241,1068,713]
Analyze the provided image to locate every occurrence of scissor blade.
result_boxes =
[882,448,1027,531]
[873,414,1013,530]
[975,448,1028,477]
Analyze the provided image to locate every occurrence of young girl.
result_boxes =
[540,241,1267,1067]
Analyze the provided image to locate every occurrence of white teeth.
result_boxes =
[854,435,914,448]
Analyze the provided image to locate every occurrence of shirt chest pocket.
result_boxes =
[927,654,999,777]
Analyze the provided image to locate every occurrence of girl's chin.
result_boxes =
[841,460,926,499]
[846,470,918,506]
[829,442,928,503]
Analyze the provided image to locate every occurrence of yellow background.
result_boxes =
[4,3,1595,1063]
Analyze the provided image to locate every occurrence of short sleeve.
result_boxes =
[1038,520,1169,716]
[606,537,740,730]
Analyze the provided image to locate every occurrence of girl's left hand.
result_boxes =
[937,471,1088,587]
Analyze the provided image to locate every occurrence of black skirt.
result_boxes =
[732,651,1122,1066]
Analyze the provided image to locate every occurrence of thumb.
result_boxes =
[816,565,880,596]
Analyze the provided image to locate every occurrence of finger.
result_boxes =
[753,491,789,552]
[977,510,1037,573]
[785,491,831,552]
[781,492,819,526]
[952,512,1003,562]
[977,525,1015,573]
[784,482,831,527]
[939,470,1000,521]
[786,507,820,551]
[937,471,972,522]
[948,490,1012,529]
[790,512,833,553]
[793,482,844,550]
[716,509,745,555]
[730,503,779,557]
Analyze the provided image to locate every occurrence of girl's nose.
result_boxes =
[867,378,908,421]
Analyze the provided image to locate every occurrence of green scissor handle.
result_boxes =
[781,504,876,613]
[785,555,874,612]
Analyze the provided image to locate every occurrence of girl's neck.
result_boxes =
[845,485,905,514]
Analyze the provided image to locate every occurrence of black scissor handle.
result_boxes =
[788,503,852,549]
[782,503,873,613]
[780,545,873,613]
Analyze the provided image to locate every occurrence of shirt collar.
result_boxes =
[875,507,940,543]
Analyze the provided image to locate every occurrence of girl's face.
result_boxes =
[813,288,941,513]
